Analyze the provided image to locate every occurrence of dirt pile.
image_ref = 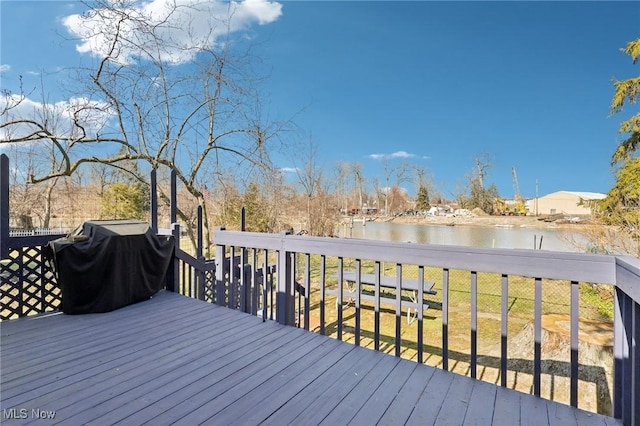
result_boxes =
[471,207,489,216]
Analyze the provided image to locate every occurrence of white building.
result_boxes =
[533,191,606,216]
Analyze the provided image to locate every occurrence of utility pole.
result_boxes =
[535,179,539,216]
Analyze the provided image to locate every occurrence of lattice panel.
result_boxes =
[1,246,61,321]
[203,270,216,303]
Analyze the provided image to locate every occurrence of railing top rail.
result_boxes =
[215,229,288,251]
[214,229,617,284]
[175,248,215,272]
[614,255,640,302]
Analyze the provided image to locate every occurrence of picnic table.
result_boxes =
[328,272,437,323]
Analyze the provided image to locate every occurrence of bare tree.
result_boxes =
[334,161,350,214]
[371,177,382,215]
[380,159,410,215]
[457,154,498,214]
[0,0,286,255]
[413,165,435,212]
[294,140,336,236]
[351,162,365,213]
[1,81,71,229]
[473,153,493,190]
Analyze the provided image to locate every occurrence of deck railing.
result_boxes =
[172,243,277,315]
[212,228,639,426]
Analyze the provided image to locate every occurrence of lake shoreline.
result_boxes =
[386,214,590,230]
[338,215,590,252]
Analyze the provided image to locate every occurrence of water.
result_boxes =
[339,221,586,253]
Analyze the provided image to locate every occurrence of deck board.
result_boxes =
[520,392,551,426]
[134,330,323,425]
[1,297,211,372]
[319,352,401,425]
[91,326,297,425]
[433,370,476,426]
[405,367,454,424]
[378,363,436,425]
[30,313,270,423]
[347,359,419,424]
[547,400,579,426]
[3,302,226,382]
[3,305,241,405]
[176,332,335,424]
[274,346,385,425]
[0,291,622,426]
[463,379,498,426]
[218,338,350,425]
[104,327,309,425]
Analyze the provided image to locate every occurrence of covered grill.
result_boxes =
[48,220,174,314]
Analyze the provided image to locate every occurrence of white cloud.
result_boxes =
[0,64,10,74]
[390,151,413,158]
[237,0,283,24]
[280,167,298,173]
[368,150,429,160]
[62,0,282,65]
[0,94,112,140]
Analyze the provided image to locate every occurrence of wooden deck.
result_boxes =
[1,291,621,425]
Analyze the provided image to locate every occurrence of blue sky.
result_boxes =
[1,1,639,200]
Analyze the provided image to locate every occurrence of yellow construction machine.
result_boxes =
[493,167,527,215]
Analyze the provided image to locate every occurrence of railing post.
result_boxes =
[167,223,180,293]
[196,205,204,300]
[251,249,259,315]
[614,286,638,426]
[166,169,179,293]
[240,207,250,312]
[229,245,237,309]
[1,154,9,258]
[470,270,477,379]
[150,168,157,233]
[614,256,640,426]
[170,169,177,224]
[533,277,542,397]
[614,288,625,423]
[215,227,227,306]
[570,280,579,407]
[500,274,509,387]
[240,245,249,313]
[633,299,639,426]
[277,230,294,326]
[442,268,449,371]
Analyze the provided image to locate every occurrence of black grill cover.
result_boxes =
[48,220,174,314]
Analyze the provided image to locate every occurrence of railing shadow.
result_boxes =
[315,306,612,416]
